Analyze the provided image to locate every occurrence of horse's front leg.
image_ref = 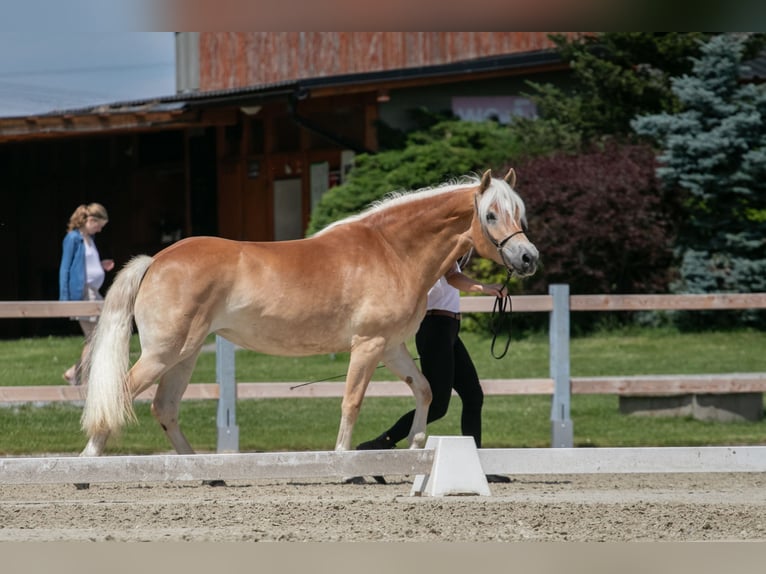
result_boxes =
[335,336,386,450]
[382,343,432,449]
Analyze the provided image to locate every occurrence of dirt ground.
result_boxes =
[1,472,765,542]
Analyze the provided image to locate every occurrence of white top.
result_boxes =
[83,239,105,290]
[426,262,460,313]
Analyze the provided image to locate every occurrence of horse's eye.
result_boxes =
[486,212,497,223]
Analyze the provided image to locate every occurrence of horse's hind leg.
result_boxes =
[383,343,432,449]
[80,355,167,458]
[80,431,110,457]
[151,351,201,455]
[77,354,169,489]
[77,429,112,488]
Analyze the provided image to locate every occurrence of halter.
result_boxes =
[488,229,527,271]
[473,193,527,359]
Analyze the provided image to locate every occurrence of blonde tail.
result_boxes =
[80,255,154,437]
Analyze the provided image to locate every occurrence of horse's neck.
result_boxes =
[371,187,475,287]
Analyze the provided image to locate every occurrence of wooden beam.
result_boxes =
[2,374,764,405]
[0,301,102,318]
[460,295,552,313]
[0,450,435,485]
[2,446,765,486]
[571,373,766,396]
[570,293,766,311]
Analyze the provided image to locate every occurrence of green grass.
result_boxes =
[0,327,765,455]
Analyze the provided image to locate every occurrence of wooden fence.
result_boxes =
[1,286,766,449]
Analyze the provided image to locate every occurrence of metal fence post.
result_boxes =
[549,284,573,448]
[215,335,239,453]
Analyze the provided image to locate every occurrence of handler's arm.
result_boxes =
[445,267,505,298]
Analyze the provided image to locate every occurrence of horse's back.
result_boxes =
[131,236,356,354]
[153,235,244,261]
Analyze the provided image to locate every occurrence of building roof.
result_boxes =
[0,49,565,143]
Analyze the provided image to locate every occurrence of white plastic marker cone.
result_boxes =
[410,435,491,497]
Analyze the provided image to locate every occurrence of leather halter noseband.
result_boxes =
[490,229,526,276]
[489,229,526,250]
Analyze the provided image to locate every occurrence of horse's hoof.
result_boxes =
[203,479,227,487]
[411,432,426,449]
[74,483,90,490]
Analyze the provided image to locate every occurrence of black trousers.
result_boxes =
[384,314,484,447]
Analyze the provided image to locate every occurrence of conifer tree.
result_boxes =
[632,34,766,326]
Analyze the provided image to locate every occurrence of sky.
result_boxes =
[0,32,176,117]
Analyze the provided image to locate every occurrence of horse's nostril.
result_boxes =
[522,253,531,263]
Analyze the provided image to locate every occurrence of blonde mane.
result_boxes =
[316,173,526,236]
[315,176,487,236]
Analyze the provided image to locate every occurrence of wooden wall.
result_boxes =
[198,32,578,90]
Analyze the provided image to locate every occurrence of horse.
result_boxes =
[79,168,538,458]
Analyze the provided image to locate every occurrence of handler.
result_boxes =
[350,260,511,484]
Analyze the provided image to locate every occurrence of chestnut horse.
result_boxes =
[79,169,538,457]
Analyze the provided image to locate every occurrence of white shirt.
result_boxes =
[83,239,105,290]
[426,262,460,313]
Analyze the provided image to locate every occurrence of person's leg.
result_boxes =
[451,334,512,483]
[64,318,96,385]
[451,335,484,447]
[415,315,458,423]
[65,287,102,385]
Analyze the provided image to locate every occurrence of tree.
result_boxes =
[521,33,765,145]
[632,34,766,326]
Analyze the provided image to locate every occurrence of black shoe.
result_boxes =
[349,434,395,484]
[356,433,395,450]
[486,474,512,483]
[343,476,368,485]
[344,474,387,485]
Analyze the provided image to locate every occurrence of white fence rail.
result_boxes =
[3,445,766,488]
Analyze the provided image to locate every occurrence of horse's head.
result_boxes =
[472,168,539,277]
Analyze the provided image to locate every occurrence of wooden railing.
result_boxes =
[0,301,103,318]
[2,287,766,449]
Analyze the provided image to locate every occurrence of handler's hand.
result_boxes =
[483,283,506,298]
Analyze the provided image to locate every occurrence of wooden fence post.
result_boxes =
[549,284,573,448]
[215,335,239,453]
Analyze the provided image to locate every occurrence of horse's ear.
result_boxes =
[480,170,492,192]
[504,168,516,188]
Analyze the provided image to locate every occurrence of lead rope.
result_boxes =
[290,358,421,390]
[489,271,514,359]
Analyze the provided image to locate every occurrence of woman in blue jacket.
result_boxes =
[59,203,114,385]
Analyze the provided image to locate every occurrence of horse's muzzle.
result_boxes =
[506,243,539,277]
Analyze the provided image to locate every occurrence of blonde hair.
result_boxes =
[67,203,109,232]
